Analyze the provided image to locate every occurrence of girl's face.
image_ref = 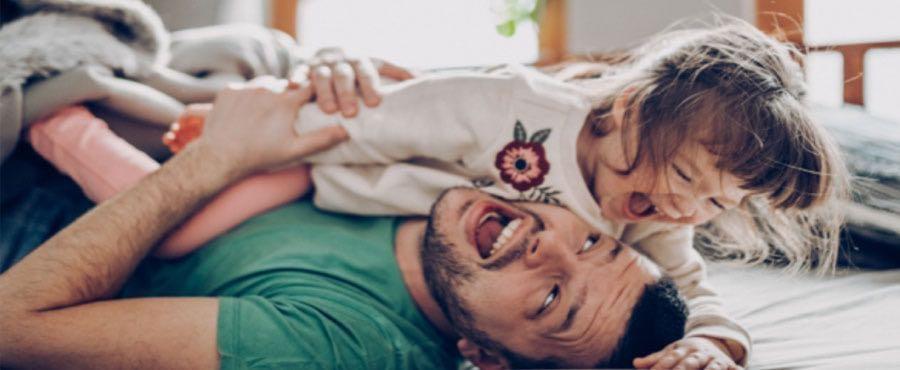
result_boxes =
[576,95,750,226]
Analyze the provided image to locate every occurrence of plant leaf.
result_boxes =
[529,0,543,22]
[496,20,516,37]
[514,121,527,141]
[529,128,551,143]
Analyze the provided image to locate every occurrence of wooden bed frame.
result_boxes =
[268,0,898,106]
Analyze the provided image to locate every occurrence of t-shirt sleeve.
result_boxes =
[296,71,516,166]
[217,296,396,369]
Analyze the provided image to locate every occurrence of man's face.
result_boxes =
[422,188,661,368]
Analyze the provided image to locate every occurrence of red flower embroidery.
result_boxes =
[495,141,550,191]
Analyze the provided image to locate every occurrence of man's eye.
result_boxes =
[580,234,600,254]
[539,285,559,314]
[673,164,693,183]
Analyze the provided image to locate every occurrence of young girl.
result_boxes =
[29,20,847,368]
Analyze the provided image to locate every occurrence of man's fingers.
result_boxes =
[353,57,381,107]
[292,125,349,157]
[312,65,338,113]
[184,103,213,118]
[282,79,314,106]
[331,62,359,117]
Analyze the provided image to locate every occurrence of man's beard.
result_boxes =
[420,189,474,332]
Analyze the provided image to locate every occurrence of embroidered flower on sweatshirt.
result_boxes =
[494,121,551,192]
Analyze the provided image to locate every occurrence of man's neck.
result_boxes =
[393,219,457,339]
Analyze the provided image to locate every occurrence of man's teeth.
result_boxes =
[490,218,523,256]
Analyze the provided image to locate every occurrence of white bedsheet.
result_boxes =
[709,264,900,369]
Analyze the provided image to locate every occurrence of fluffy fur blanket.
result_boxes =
[0,0,168,90]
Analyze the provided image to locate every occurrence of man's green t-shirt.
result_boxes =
[122,201,457,369]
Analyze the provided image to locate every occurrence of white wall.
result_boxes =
[566,0,755,54]
[146,0,266,31]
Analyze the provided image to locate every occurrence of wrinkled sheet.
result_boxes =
[709,264,900,369]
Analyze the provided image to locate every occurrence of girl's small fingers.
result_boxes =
[704,360,723,370]
[675,352,709,370]
[634,350,667,368]
[312,65,337,113]
[352,57,381,107]
[184,103,213,117]
[331,62,358,117]
[376,59,415,80]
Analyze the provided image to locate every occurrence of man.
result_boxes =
[0,83,687,369]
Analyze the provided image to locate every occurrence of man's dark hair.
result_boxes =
[599,277,688,368]
[492,277,689,369]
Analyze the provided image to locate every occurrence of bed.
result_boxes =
[710,263,900,369]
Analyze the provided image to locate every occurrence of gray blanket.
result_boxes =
[0,0,307,161]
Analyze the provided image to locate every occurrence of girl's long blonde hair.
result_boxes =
[551,18,850,273]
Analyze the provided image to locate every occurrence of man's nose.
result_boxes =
[524,233,574,270]
[648,193,699,220]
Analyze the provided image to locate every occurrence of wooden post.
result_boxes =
[271,0,298,39]
[755,0,804,45]
[538,0,567,64]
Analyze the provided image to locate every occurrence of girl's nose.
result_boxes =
[648,193,698,220]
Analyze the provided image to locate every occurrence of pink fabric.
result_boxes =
[29,106,159,202]
[29,106,309,258]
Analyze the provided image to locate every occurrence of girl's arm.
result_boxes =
[626,225,750,367]
[28,106,310,259]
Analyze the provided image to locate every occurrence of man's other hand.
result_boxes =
[198,80,348,175]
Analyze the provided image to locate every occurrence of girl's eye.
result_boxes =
[539,285,559,314]
[580,234,600,254]
[673,164,693,183]
[710,198,726,210]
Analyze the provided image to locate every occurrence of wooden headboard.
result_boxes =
[268,0,899,106]
[756,0,900,106]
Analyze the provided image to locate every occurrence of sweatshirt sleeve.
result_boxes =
[626,224,752,366]
[295,71,517,166]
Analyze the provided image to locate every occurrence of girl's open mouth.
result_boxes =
[626,193,656,219]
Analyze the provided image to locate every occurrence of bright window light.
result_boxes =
[296,0,539,69]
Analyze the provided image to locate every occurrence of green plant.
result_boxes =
[494,0,545,37]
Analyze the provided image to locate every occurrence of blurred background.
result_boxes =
[147,0,900,122]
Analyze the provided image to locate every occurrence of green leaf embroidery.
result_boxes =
[529,129,551,143]
[514,121,527,142]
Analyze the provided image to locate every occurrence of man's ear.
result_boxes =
[457,339,509,370]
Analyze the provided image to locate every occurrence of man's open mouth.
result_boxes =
[467,202,526,260]
[626,193,656,219]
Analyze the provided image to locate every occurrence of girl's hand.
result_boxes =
[633,337,742,370]
[293,48,415,118]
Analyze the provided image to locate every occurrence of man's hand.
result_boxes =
[197,80,349,175]
[633,337,742,370]
[293,48,415,118]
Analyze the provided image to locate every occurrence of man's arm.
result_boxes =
[0,83,347,369]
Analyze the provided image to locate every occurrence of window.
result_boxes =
[803,0,900,121]
[296,0,539,69]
